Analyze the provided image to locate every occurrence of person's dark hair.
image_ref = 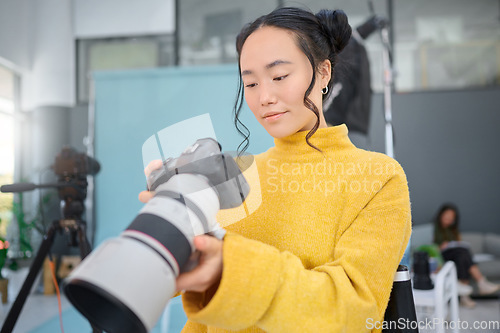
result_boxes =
[233,7,352,154]
[433,203,460,242]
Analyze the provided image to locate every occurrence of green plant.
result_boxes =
[10,190,57,259]
[11,193,33,257]
[0,182,13,237]
[0,235,8,279]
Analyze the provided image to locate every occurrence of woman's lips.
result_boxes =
[264,112,287,122]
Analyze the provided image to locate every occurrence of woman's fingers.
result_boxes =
[139,159,163,203]
[176,268,211,293]
[138,190,155,203]
[144,159,163,177]
[176,235,223,293]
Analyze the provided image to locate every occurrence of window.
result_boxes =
[0,64,17,237]
[77,35,176,104]
[394,0,500,91]
[178,0,500,92]
[180,0,390,91]
[179,0,278,65]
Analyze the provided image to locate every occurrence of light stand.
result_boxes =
[367,0,395,158]
[368,1,412,268]
[380,25,395,158]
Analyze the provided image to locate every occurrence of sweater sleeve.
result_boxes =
[182,163,411,332]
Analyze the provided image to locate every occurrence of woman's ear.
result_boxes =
[319,59,332,87]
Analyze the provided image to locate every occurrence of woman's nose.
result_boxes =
[259,83,277,106]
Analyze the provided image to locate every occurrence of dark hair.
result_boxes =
[433,203,460,242]
[233,7,352,155]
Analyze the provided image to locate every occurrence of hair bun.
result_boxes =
[316,9,352,54]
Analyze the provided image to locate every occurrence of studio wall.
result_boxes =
[352,87,500,233]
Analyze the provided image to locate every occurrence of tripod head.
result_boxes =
[52,147,100,221]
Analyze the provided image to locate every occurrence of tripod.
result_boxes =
[0,147,101,332]
[0,219,101,333]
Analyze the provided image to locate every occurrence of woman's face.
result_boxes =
[239,26,330,138]
[440,209,456,228]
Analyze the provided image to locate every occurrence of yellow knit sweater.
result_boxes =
[181,124,412,332]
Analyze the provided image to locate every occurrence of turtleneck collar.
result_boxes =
[271,124,355,157]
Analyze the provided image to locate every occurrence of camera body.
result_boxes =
[147,138,248,210]
[52,147,101,219]
[53,147,100,179]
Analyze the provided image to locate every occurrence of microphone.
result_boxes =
[0,183,37,193]
[0,182,67,193]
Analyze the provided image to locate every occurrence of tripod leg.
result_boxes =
[76,221,92,259]
[1,222,58,333]
[76,222,102,333]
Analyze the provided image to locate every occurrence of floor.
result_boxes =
[0,266,186,333]
[1,293,71,332]
[415,299,500,333]
[457,299,500,332]
[0,266,72,332]
[2,295,498,333]
[0,268,499,332]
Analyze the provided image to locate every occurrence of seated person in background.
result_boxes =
[433,203,500,307]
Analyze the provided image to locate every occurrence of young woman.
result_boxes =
[434,203,500,308]
[141,7,411,332]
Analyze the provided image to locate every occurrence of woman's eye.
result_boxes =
[245,83,257,88]
[274,75,288,81]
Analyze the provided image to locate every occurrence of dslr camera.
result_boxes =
[64,138,250,333]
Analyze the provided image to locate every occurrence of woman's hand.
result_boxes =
[138,159,163,203]
[176,235,223,293]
